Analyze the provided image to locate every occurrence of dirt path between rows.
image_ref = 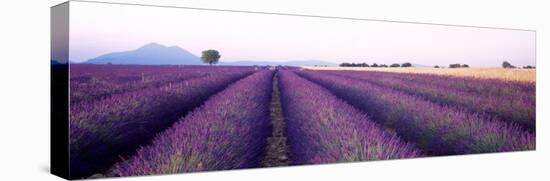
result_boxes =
[261,73,290,167]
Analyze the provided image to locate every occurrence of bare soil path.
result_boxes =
[261,73,290,167]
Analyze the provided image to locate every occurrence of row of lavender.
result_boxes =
[325,70,536,131]
[70,65,247,104]
[107,70,427,177]
[69,65,256,178]
[296,70,535,155]
[278,71,421,164]
[108,70,275,176]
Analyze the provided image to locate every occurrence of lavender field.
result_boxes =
[69,64,535,179]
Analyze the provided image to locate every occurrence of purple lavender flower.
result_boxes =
[108,70,274,176]
[279,70,421,164]
[297,70,535,155]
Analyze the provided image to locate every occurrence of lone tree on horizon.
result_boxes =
[201,49,221,65]
[502,61,515,68]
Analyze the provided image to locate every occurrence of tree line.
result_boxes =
[197,50,535,69]
[502,61,535,69]
[339,62,412,67]
[339,61,535,69]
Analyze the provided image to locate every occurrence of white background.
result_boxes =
[0,0,547,180]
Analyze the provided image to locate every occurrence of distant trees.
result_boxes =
[337,60,532,69]
[339,62,369,67]
[339,62,413,68]
[449,64,461,68]
[449,64,469,68]
[201,50,221,65]
[502,61,515,68]
[401,62,412,67]
[335,60,535,69]
[501,61,535,69]
[390,63,400,67]
[339,62,350,67]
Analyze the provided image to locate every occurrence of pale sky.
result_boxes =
[68,1,536,67]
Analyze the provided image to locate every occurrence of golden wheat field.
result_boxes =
[303,66,536,83]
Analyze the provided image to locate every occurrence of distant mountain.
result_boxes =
[85,43,200,65]
[221,60,338,67]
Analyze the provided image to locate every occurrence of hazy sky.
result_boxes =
[68,1,536,67]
